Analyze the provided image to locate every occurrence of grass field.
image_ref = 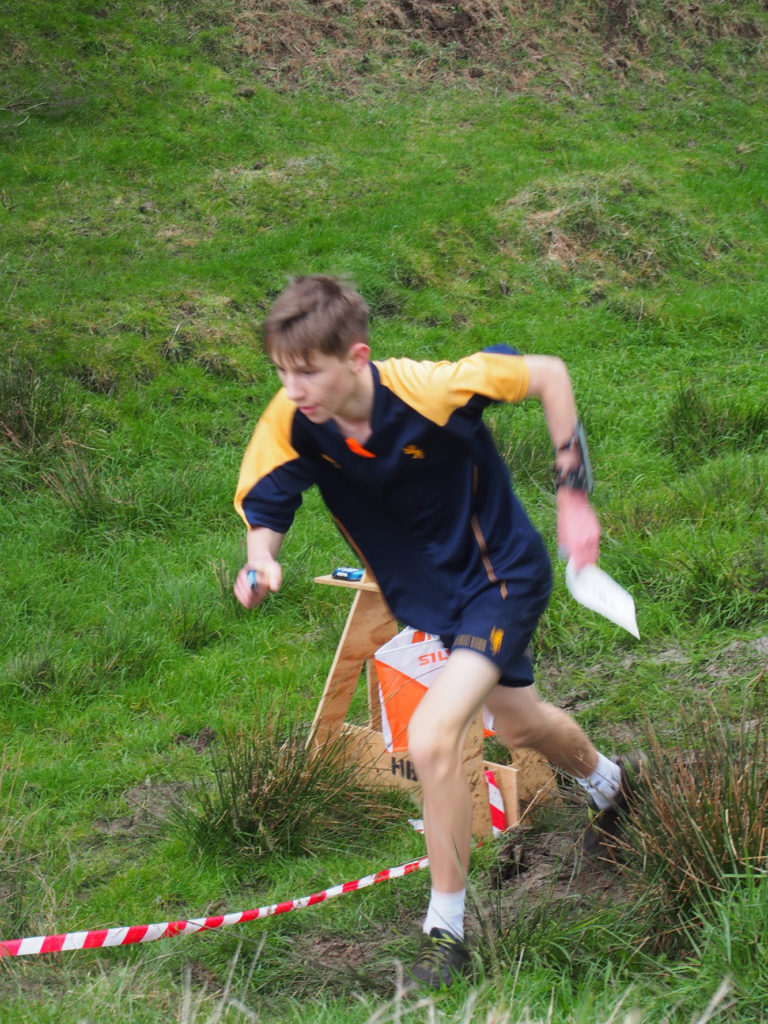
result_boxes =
[1,2,768,1020]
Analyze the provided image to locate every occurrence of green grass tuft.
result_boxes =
[0,751,32,940]
[660,384,768,470]
[174,708,413,859]
[0,355,86,492]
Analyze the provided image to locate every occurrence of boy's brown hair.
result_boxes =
[262,275,369,364]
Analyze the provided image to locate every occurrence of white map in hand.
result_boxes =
[565,560,640,638]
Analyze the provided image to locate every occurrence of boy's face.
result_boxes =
[272,344,370,424]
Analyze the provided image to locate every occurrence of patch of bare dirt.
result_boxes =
[703,634,768,682]
[485,822,627,917]
[302,936,372,974]
[174,725,217,754]
[93,779,190,836]
[92,730,213,837]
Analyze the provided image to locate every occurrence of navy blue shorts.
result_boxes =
[440,578,550,688]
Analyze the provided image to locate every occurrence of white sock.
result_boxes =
[422,888,465,940]
[576,752,622,810]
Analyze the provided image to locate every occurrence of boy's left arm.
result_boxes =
[523,354,600,569]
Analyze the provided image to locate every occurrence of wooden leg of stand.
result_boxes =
[464,711,493,837]
[310,588,397,746]
[366,656,383,733]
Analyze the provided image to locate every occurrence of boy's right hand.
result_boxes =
[233,559,282,609]
[556,487,600,570]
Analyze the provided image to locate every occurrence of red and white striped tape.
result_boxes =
[0,855,430,959]
[485,769,508,837]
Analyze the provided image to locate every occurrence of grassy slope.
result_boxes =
[1,2,768,1020]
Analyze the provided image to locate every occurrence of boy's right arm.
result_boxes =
[233,526,285,609]
[523,354,601,570]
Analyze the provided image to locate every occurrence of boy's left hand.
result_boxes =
[233,558,282,609]
[556,488,600,570]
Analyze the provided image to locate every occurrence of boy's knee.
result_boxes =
[407,720,459,775]
[407,725,440,764]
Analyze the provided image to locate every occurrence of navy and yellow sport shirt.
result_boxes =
[235,345,551,636]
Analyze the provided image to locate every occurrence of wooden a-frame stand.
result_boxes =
[309,575,555,838]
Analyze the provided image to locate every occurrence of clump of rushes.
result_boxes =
[0,357,82,482]
[43,447,116,529]
[177,709,410,858]
[619,704,768,952]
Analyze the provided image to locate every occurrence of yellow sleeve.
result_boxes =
[376,351,529,426]
[234,390,299,527]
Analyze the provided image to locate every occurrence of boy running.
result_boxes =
[233,275,636,989]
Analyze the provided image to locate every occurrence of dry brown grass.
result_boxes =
[617,706,768,953]
[231,0,767,93]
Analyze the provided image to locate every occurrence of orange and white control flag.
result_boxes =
[375,627,495,753]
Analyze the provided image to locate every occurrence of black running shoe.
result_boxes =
[407,928,470,990]
[583,754,645,859]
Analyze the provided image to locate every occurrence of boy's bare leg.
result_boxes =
[484,683,599,779]
[405,649,612,989]
[407,649,502,893]
[409,652,602,894]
